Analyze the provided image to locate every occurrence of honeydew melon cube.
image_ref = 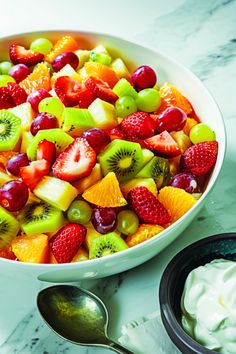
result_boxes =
[74,50,90,69]
[51,64,81,86]
[111,58,131,81]
[33,176,78,211]
[113,78,137,99]
[9,102,35,132]
[62,108,95,137]
[88,98,117,130]
[91,45,110,55]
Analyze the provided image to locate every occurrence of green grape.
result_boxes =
[115,96,137,118]
[0,61,13,75]
[135,88,161,112]
[67,200,92,225]
[0,75,15,87]
[38,97,64,120]
[30,38,53,55]
[89,51,112,66]
[117,210,139,236]
[189,123,216,144]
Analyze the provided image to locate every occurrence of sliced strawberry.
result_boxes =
[109,125,127,140]
[9,44,44,66]
[54,76,81,107]
[37,139,56,167]
[77,84,97,108]
[20,159,50,190]
[50,223,86,263]
[120,111,155,140]
[52,137,96,182]
[144,130,181,157]
[84,77,118,103]
[7,82,27,106]
[0,87,14,109]
[0,248,16,260]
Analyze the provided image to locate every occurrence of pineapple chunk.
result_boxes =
[72,163,102,194]
[111,58,131,81]
[72,246,89,262]
[20,131,34,153]
[9,102,35,132]
[0,169,13,186]
[121,178,158,198]
[51,64,81,86]
[88,98,117,130]
[33,176,78,211]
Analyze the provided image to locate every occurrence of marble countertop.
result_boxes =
[0,0,236,353]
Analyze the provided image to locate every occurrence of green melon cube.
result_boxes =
[62,107,95,137]
[88,98,117,130]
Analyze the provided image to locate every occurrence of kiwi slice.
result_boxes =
[27,128,74,160]
[112,78,137,98]
[0,110,21,151]
[89,232,128,259]
[98,139,143,183]
[18,201,65,236]
[136,156,170,189]
[0,206,19,248]
[62,108,95,137]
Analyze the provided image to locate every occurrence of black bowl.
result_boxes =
[159,233,236,354]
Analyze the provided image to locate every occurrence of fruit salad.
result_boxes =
[0,35,218,264]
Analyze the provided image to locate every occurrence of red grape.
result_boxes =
[156,107,187,133]
[169,172,198,193]
[6,153,30,177]
[52,52,79,72]
[131,65,157,90]
[82,128,111,153]
[0,180,29,211]
[9,64,31,83]
[30,112,58,136]
[92,207,117,234]
[27,89,52,112]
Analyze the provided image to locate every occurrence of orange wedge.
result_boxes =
[19,63,51,95]
[12,233,49,263]
[79,62,119,88]
[126,224,164,247]
[45,35,78,63]
[158,186,196,223]
[82,172,127,207]
[183,117,198,136]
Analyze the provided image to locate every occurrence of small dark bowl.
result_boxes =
[159,233,236,354]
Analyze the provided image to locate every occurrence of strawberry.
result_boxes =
[9,44,44,66]
[76,84,97,108]
[144,130,181,157]
[84,77,118,103]
[37,139,56,167]
[54,76,81,107]
[7,82,27,106]
[0,248,16,260]
[109,125,127,140]
[128,186,170,225]
[52,137,96,182]
[120,112,155,140]
[0,87,14,109]
[49,223,86,263]
[20,159,50,190]
[180,141,218,176]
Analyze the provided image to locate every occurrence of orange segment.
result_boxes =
[82,172,127,207]
[158,82,193,115]
[158,186,196,223]
[126,224,164,247]
[45,35,78,63]
[19,63,51,95]
[0,151,17,168]
[12,233,49,263]
[79,62,119,88]
[183,117,198,136]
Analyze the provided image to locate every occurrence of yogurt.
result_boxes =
[181,259,236,353]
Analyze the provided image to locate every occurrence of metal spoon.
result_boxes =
[37,285,135,354]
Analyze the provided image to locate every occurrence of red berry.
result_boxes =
[84,77,118,103]
[144,130,181,157]
[7,82,27,106]
[6,153,30,177]
[27,89,52,112]
[156,107,187,133]
[76,84,97,108]
[9,44,44,66]
[91,207,117,234]
[0,180,29,212]
[131,65,157,90]
[82,128,111,153]
[169,172,199,193]
[8,64,31,83]
[109,126,127,141]
[50,223,86,263]
[30,112,58,136]
[54,76,82,107]
[120,111,155,140]
[20,159,50,190]
[128,186,170,225]
[0,248,16,260]
[0,86,14,109]
[52,52,79,72]
[37,139,56,166]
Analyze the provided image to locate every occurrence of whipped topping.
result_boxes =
[181,259,236,353]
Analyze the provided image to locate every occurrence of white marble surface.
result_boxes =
[0,0,236,353]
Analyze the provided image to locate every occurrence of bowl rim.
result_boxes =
[159,232,236,354]
[0,30,226,269]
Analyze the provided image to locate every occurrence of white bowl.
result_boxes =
[0,31,226,282]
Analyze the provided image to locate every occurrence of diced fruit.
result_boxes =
[169,172,199,193]
[49,223,86,263]
[62,108,95,137]
[141,148,154,166]
[36,140,56,166]
[52,52,79,72]
[91,207,117,234]
[158,186,197,223]
[18,200,65,236]
[136,157,170,189]
[88,98,117,130]
[171,130,192,153]
[33,176,78,211]
[0,180,29,212]
[98,139,143,183]
[27,88,51,112]
[74,49,90,69]
[85,77,118,103]
[72,163,102,194]
[89,232,128,259]
[156,107,187,133]
[67,200,92,225]
[169,156,181,176]
[12,233,49,263]
[144,131,181,158]
[30,38,53,55]
[113,78,137,98]
[115,96,137,118]
[126,224,164,247]
[0,169,13,186]
[51,64,81,86]
[83,172,127,207]
[38,96,65,123]
[120,111,155,140]
[20,131,34,153]
[9,102,35,132]
[131,65,157,90]
[89,51,111,66]
[80,61,118,88]
[117,210,139,236]
[136,88,161,112]
[54,76,81,107]
[0,86,14,109]
[121,177,158,197]
[9,64,31,83]
[0,248,16,260]
[180,141,218,176]
[0,110,21,151]
[183,117,198,136]
[128,186,170,225]
[45,35,78,63]
[30,112,58,136]
[9,44,44,66]
[82,128,111,153]
[20,159,50,190]
[189,123,216,144]
[19,63,51,95]
[0,205,19,248]
[109,126,127,141]
[6,153,30,176]
[76,84,97,108]
[72,246,89,262]
[7,82,27,106]
[111,58,131,81]
[84,222,102,250]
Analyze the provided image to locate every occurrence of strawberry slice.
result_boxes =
[9,44,44,66]
[52,137,96,182]
[109,125,127,141]
[20,159,50,190]
[144,130,181,157]
[54,76,82,107]
[37,139,56,167]
[0,248,16,260]
[0,87,14,109]
[84,77,118,103]
[77,84,97,108]
[7,82,27,106]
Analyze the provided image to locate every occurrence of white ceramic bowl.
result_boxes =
[0,31,226,282]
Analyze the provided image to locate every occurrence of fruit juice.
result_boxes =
[0,34,218,264]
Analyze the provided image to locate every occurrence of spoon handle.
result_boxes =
[108,340,136,354]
